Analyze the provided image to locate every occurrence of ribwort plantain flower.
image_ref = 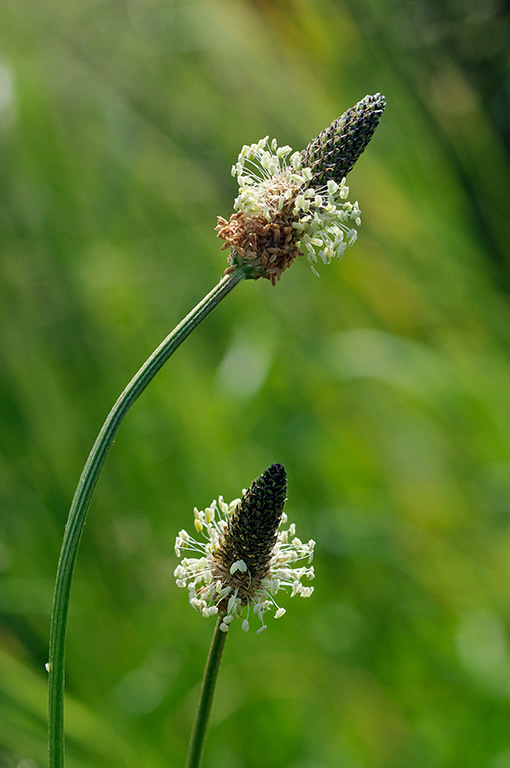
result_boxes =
[217,93,385,281]
[174,464,315,634]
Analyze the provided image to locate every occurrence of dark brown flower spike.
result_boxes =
[217,93,385,280]
[301,93,386,186]
[174,464,315,633]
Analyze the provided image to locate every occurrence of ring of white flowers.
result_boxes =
[231,136,362,276]
[174,496,315,634]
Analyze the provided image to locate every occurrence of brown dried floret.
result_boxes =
[216,209,303,285]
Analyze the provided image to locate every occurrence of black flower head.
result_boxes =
[301,93,387,187]
[174,464,315,633]
[214,463,287,584]
[217,94,385,280]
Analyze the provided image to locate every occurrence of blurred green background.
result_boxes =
[1,0,509,766]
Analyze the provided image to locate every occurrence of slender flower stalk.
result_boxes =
[48,271,244,768]
[181,464,315,768]
[48,93,384,768]
[185,615,228,768]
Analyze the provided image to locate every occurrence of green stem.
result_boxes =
[186,616,228,768]
[48,270,245,768]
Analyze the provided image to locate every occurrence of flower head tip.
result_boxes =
[301,93,386,187]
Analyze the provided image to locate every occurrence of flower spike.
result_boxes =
[217,94,385,281]
[301,93,386,186]
[174,464,315,633]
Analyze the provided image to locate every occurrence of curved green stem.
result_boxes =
[48,270,245,768]
[186,616,228,768]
